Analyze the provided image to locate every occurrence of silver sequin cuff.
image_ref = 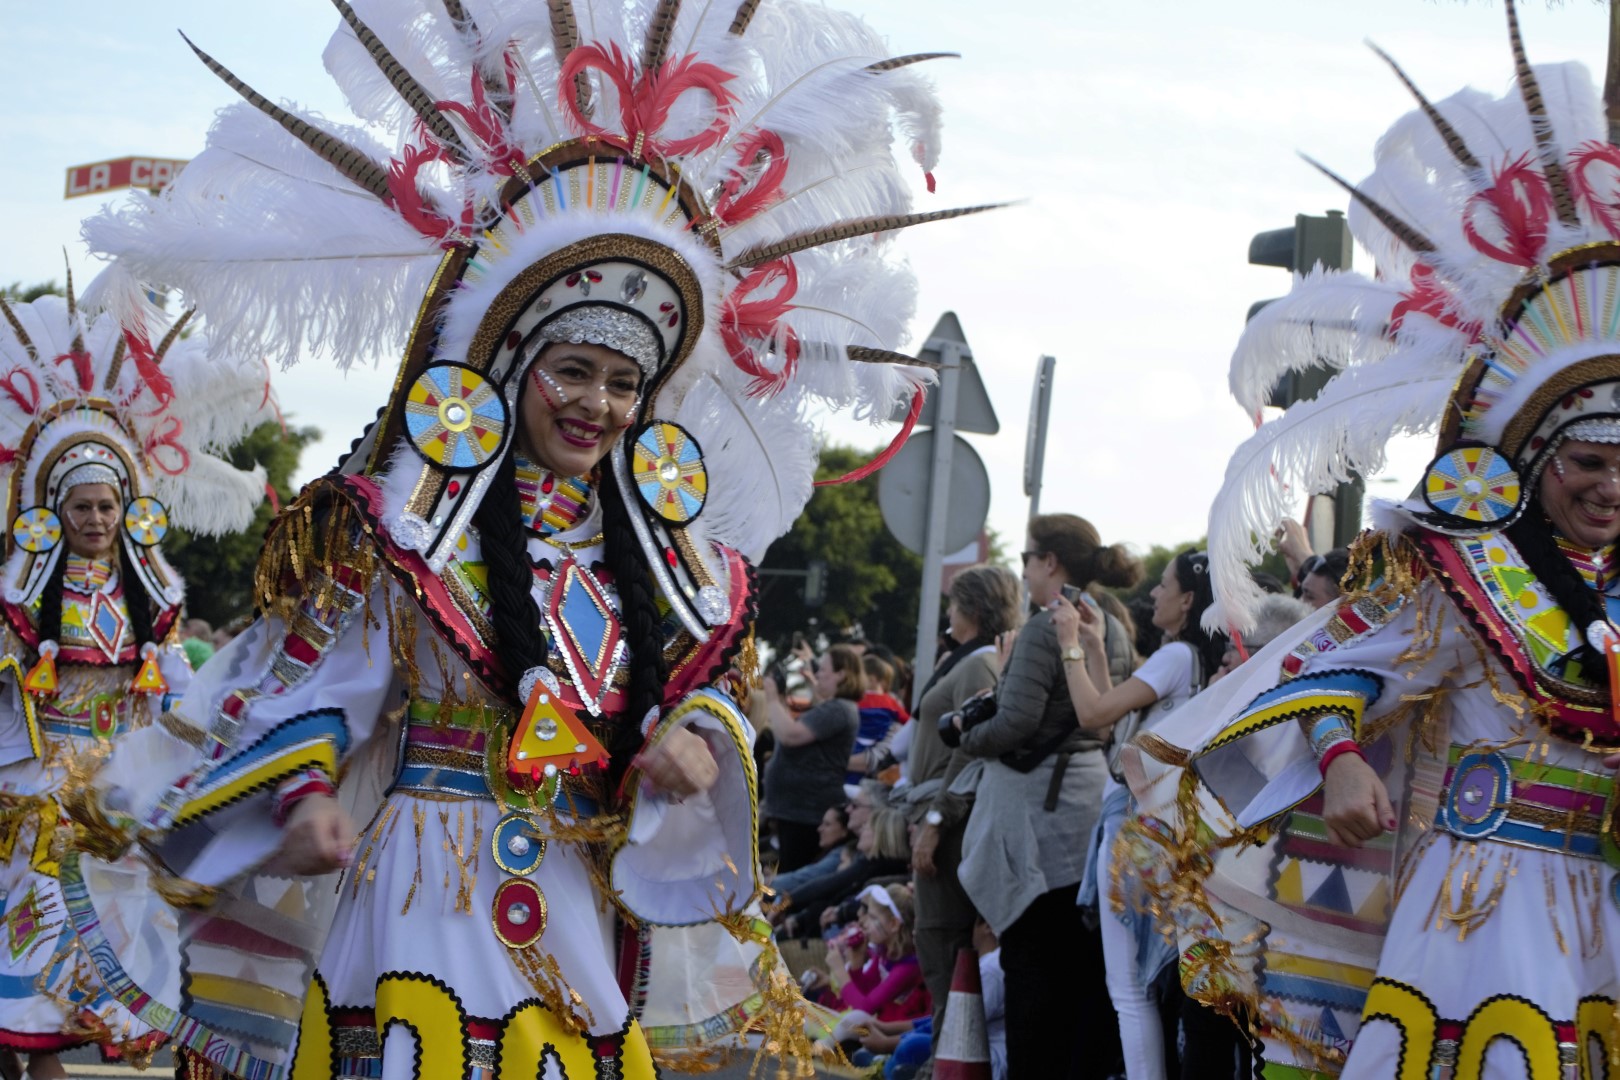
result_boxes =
[533,306,663,377]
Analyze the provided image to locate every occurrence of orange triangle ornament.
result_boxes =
[506,678,609,791]
[23,654,57,698]
[130,654,168,695]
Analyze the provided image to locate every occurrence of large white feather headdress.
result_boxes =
[0,268,275,611]
[1209,2,1620,632]
[86,0,984,638]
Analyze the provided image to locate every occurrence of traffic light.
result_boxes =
[1247,209,1362,547]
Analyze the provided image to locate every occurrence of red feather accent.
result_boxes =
[387,145,461,244]
[711,129,787,227]
[143,416,190,476]
[52,351,93,394]
[123,332,176,409]
[1390,262,1482,339]
[1571,140,1620,239]
[0,370,40,416]
[1462,154,1553,267]
[719,259,800,397]
[559,43,737,159]
[0,446,18,467]
[435,72,524,175]
[814,385,924,487]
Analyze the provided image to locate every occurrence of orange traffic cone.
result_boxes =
[933,947,991,1079]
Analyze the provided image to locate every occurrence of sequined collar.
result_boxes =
[62,555,115,595]
[1553,536,1620,591]
[513,456,593,539]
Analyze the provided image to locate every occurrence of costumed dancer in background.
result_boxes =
[1123,4,1620,1076]
[0,277,273,1078]
[64,0,990,1076]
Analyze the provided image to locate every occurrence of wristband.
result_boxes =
[1306,714,1356,758]
[1317,740,1365,778]
[272,768,337,825]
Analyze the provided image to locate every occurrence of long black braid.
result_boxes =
[1505,508,1611,685]
[474,450,548,685]
[598,459,668,786]
[37,542,156,652]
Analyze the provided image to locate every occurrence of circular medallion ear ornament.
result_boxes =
[1421,444,1525,528]
[123,497,170,547]
[404,364,508,470]
[12,508,62,554]
[631,421,707,524]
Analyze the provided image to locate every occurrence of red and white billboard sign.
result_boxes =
[63,157,189,199]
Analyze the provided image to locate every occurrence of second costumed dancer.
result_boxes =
[64,0,988,1077]
[0,279,273,1079]
[1124,4,1620,1077]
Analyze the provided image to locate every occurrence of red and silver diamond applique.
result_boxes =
[543,558,623,713]
[87,593,127,661]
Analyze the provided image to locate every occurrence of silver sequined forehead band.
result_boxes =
[1528,417,1620,489]
[530,306,664,378]
[57,463,122,502]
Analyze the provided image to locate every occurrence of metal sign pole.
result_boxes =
[912,342,962,705]
[1025,355,1056,520]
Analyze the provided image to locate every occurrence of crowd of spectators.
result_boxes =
[752,512,1339,1079]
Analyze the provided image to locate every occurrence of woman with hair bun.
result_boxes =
[953,514,1140,1078]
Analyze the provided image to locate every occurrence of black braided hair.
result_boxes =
[119,543,156,650]
[1505,509,1611,685]
[35,554,67,646]
[474,449,548,688]
[597,459,668,785]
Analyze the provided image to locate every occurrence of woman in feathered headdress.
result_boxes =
[1120,4,1620,1076]
[0,275,272,1078]
[63,0,985,1076]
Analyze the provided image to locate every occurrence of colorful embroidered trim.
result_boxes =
[514,456,592,538]
[170,709,348,829]
[1280,595,1403,680]
[1436,744,1613,860]
[1205,669,1382,754]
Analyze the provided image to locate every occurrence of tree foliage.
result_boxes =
[755,445,923,651]
[1,281,62,303]
[164,421,320,627]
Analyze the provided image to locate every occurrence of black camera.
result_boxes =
[938,691,997,748]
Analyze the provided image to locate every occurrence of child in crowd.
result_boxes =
[849,656,910,782]
[816,884,930,1022]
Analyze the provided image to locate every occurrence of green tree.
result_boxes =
[755,445,923,650]
[1,281,62,303]
[163,421,320,627]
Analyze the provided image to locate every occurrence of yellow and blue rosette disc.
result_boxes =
[123,497,169,547]
[631,421,707,524]
[1422,445,1523,526]
[12,508,62,554]
[404,364,508,470]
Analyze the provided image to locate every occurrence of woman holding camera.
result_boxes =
[907,565,1022,1035]
[955,515,1140,1077]
[762,645,865,872]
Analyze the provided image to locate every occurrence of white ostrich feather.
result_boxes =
[673,372,815,561]
[1206,345,1463,634]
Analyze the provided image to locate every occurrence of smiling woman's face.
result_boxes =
[61,483,120,560]
[1538,438,1620,549]
[517,342,644,477]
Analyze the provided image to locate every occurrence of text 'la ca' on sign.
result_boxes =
[64,157,188,200]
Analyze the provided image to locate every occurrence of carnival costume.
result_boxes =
[66,1,979,1076]
[1121,5,1620,1077]
[0,280,272,1058]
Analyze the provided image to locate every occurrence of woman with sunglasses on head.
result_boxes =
[0,284,272,1079]
[953,513,1139,1078]
[1059,551,1241,1079]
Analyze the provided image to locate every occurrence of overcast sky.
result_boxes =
[3,0,1609,558]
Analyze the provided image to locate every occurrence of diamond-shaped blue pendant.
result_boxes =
[543,558,622,712]
[87,593,127,661]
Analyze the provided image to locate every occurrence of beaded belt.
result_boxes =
[40,694,130,740]
[392,700,598,816]
[1437,744,1614,861]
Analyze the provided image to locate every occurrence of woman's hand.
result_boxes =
[995,629,1018,668]
[1051,594,1082,649]
[1320,752,1396,848]
[279,795,356,875]
[635,726,719,798]
[912,821,940,876]
[1066,594,1106,651]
